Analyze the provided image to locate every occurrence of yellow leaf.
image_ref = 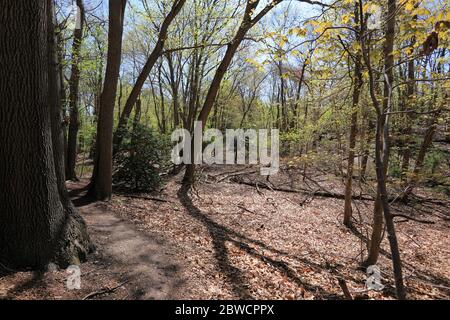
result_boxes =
[341,14,351,24]
[314,21,332,34]
[413,7,431,16]
[279,35,288,47]
[405,1,415,11]
[289,27,307,37]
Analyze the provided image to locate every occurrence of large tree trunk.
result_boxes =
[113,0,186,151]
[89,0,127,200]
[66,0,85,181]
[0,0,90,269]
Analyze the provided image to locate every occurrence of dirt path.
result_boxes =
[69,181,187,299]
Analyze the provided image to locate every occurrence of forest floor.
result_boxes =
[1,163,449,300]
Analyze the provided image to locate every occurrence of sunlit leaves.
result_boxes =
[288,27,307,37]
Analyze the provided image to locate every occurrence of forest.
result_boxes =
[0,0,449,302]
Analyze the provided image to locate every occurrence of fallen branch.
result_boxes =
[116,194,170,203]
[231,178,374,201]
[216,170,258,182]
[237,205,256,214]
[392,214,435,224]
[82,280,130,300]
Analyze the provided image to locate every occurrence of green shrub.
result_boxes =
[113,124,171,192]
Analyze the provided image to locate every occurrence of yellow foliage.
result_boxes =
[341,14,351,24]
[314,21,332,34]
[288,27,307,37]
[412,7,431,16]
[404,1,415,12]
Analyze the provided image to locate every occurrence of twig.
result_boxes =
[82,280,130,300]
[237,205,256,214]
[231,178,374,200]
[392,214,435,224]
[117,194,170,203]
[217,170,258,182]
[337,278,353,300]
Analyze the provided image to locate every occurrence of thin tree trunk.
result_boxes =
[360,0,406,299]
[402,49,446,198]
[359,118,372,181]
[183,35,244,184]
[66,0,85,180]
[278,61,288,132]
[291,57,307,129]
[403,114,441,198]
[166,52,180,129]
[158,64,167,134]
[113,0,186,150]
[118,76,123,120]
[183,0,283,184]
[400,15,417,177]
[57,32,69,174]
[343,5,362,227]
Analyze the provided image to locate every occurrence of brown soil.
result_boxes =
[1,165,449,300]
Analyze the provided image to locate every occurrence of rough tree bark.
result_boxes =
[89,0,127,200]
[0,0,90,269]
[66,0,85,181]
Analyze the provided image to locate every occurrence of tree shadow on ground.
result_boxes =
[348,223,450,298]
[177,184,342,299]
[70,189,98,208]
[4,271,46,299]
